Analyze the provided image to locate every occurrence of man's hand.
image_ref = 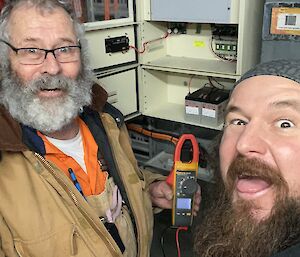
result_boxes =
[193,186,201,216]
[149,181,173,209]
[149,180,201,216]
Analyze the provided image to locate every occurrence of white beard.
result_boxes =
[1,70,93,133]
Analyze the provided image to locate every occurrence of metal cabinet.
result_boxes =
[83,0,265,130]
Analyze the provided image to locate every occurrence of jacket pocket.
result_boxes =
[14,224,95,257]
[114,206,137,257]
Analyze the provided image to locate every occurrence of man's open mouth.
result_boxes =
[41,88,60,91]
[38,88,64,97]
[236,176,272,199]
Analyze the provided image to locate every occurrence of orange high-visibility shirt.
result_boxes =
[39,118,107,196]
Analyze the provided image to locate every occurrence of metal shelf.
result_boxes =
[142,56,239,79]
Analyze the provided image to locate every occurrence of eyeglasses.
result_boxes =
[0,39,81,65]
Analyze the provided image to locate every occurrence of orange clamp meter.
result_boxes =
[166,134,199,227]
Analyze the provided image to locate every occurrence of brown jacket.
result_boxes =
[0,85,162,257]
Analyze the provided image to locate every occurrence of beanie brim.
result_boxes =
[234,59,300,88]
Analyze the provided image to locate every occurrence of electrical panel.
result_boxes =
[80,0,264,186]
[84,0,264,130]
[211,24,238,61]
[84,26,136,70]
[150,0,238,24]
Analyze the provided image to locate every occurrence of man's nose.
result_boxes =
[41,52,61,75]
[236,122,268,158]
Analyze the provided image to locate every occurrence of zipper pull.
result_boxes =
[70,226,78,256]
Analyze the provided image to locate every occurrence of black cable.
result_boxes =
[160,226,172,257]
[208,76,225,90]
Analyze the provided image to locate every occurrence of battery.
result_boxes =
[185,87,229,127]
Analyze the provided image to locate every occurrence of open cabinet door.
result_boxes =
[79,0,140,118]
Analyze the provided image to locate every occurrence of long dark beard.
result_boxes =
[193,157,300,257]
[194,194,300,257]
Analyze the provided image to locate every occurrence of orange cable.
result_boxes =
[104,0,110,20]
[127,124,179,145]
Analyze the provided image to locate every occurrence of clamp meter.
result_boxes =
[166,134,199,227]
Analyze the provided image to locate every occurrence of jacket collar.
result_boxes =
[0,83,108,152]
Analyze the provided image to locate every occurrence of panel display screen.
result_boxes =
[177,198,192,210]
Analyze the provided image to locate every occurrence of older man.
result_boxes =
[194,59,300,257]
[0,1,202,256]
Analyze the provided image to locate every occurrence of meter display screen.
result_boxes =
[177,198,192,210]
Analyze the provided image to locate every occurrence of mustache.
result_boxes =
[23,75,71,94]
[226,156,288,196]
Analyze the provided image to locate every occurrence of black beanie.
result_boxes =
[235,59,300,88]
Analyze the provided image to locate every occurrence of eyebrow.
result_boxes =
[22,37,77,45]
[225,99,300,118]
[224,105,242,117]
[269,100,300,112]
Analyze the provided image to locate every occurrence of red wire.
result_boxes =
[129,32,170,54]
[176,226,188,257]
